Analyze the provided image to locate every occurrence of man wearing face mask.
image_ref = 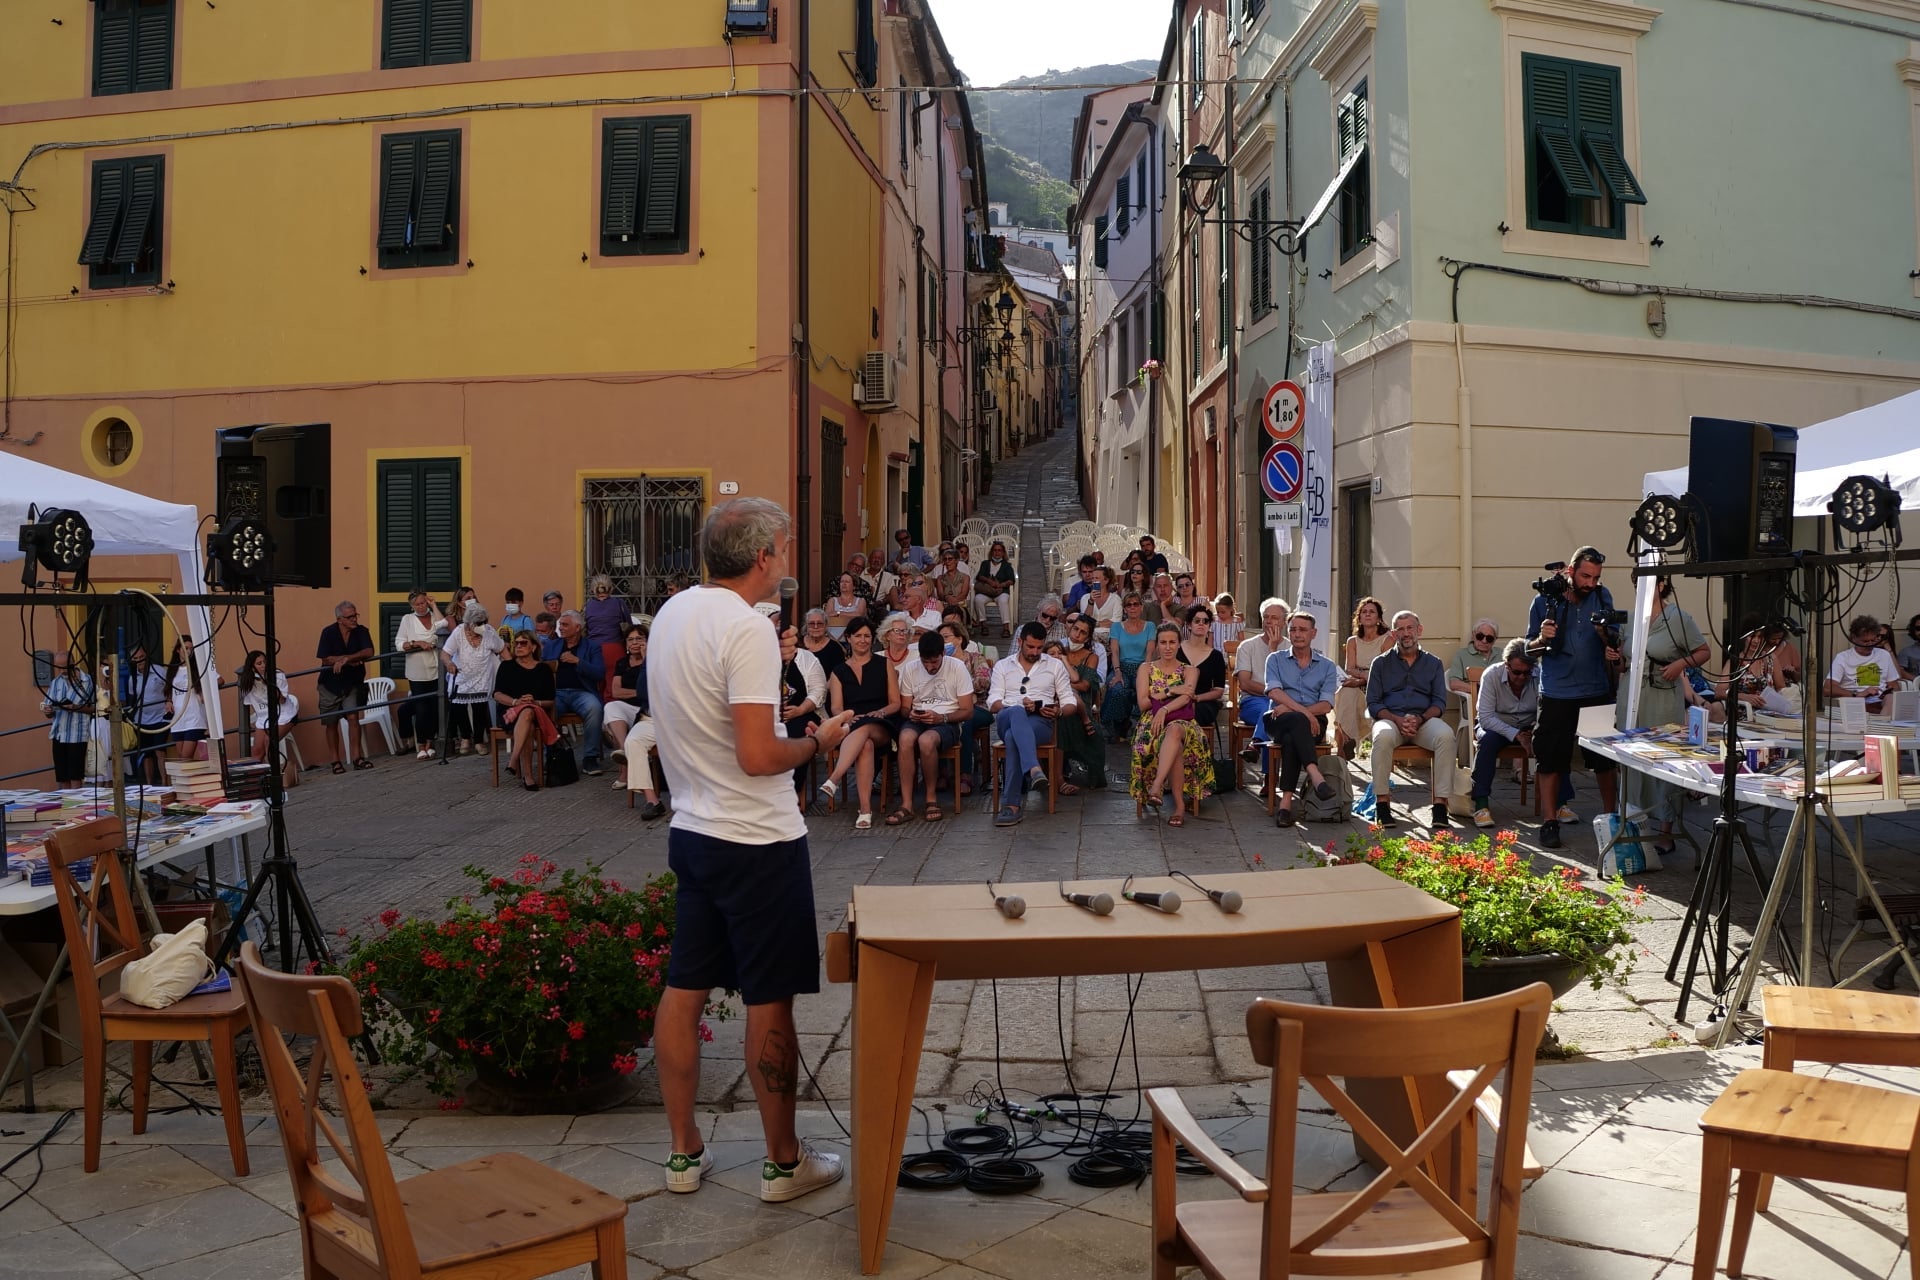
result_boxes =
[500,587,535,636]
[973,540,1017,637]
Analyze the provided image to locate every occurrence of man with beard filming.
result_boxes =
[1524,546,1624,848]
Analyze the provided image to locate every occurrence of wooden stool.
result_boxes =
[487,726,543,787]
[989,739,1061,813]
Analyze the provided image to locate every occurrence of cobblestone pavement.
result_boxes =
[5,426,1918,1276]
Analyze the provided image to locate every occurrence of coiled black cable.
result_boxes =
[1066,1147,1149,1187]
[965,1157,1045,1194]
[898,1149,970,1189]
[942,1124,1015,1156]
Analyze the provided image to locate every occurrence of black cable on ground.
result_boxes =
[0,1109,75,1216]
[964,1157,1045,1194]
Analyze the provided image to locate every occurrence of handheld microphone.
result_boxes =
[1122,887,1181,913]
[1060,890,1114,915]
[994,893,1027,920]
[1172,871,1241,913]
[778,576,800,631]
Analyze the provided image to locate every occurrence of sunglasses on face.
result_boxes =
[1041,612,1060,622]
[1475,633,1495,643]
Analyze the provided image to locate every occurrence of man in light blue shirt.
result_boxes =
[1262,612,1344,826]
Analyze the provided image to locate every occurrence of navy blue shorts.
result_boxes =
[665,828,819,1005]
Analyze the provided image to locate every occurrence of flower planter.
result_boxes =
[467,1052,645,1115]
[1461,952,1586,1002]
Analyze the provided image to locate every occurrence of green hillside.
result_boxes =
[973,61,1156,231]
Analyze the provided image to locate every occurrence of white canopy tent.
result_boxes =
[1626,389,1920,726]
[0,452,226,753]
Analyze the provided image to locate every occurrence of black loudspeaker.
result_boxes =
[1686,417,1798,562]
[216,424,332,588]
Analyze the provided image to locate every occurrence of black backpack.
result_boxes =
[543,743,580,788]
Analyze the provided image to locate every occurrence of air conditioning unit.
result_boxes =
[856,351,897,408]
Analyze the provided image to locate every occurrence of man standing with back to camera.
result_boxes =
[1525,546,1621,848]
[648,496,853,1203]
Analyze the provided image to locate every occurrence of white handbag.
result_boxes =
[121,918,216,1008]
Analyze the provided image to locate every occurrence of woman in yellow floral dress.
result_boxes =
[1130,624,1213,825]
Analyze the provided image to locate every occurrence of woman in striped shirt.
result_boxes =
[40,650,95,788]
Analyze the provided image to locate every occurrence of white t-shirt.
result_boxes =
[649,585,806,844]
[396,611,443,684]
[898,655,972,716]
[1830,646,1895,695]
[169,668,207,733]
[1235,634,1279,691]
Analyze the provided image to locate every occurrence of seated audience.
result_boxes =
[877,612,916,669]
[1262,611,1343,826]
[825,574,867,636]
[1142,572,1178,623]
[1336,596,1391,759]
[533,611,560,657]
[940,619,994,794]
[1056,614,1107,793]
[1826,613,1909,703]
[1130,624,1212,825]
[892,527,934,574]
[552,611,607,776]
[604,626,651,792]
[1234,598,1290,753]
[234,650,297,789]
[493,632,558,791]
[1033,594,1067,643]
[1178,602,1228,729]
[891,632,976,823]
[442,605,503,755]
[1104,591,1154,739]
[1211,594,1241,652]
[1137,535,1170,575]
[933,548,972,611]
[817,616,899,829]
[1448,618,1500,698]
[1080,569,1122,631]
[973,541,1016,636]
[988,622,1078,827]
[1366,610,1455,828]
[542,590,566,623]
[1469,640,1539,829]
[1172,574,1201,616]
[780,609,828,806]
[800,607,848,679]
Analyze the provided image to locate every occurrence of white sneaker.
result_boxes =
[665,1147,711,1193]
[1556,805,1579,823]
[1473,808,1494,829]
[760,1138,844,1203]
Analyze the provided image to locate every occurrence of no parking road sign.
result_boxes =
[1261,441,1304,503]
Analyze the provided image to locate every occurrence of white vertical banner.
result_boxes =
[1299,340,1337,658]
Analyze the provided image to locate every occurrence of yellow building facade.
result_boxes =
[0,0,982,777]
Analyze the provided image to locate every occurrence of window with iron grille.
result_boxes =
[377,130,462,269]
[94,0,173,96]
[78,155,164,290]
[601,116,692,257]
[382,0,471,69]
[582,477,705,617]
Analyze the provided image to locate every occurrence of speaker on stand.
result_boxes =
[215,424,332,589]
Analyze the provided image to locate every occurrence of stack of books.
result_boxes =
[1816,758,1887,799]
[163,760,227,806]
[223,760,271,802]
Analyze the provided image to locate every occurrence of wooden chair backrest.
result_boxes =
[234,942,421,1278]
[47,818,142,1027]
[1245,982,1551,1279]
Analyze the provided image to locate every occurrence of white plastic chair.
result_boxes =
[1100,524,1131,540]
[989,522,1022,544]
[959,518,990,541]
[1061,520,1097,540]
[352,676,402,756]
[1164,551,1192,575]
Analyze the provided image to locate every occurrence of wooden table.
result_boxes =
[827,863,1462,1274]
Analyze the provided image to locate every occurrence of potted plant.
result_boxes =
[1137,358,1162,386]
[1316,828,1647,996]
[342,855,728,1110]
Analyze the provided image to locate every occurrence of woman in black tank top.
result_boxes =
[817,616,898,829]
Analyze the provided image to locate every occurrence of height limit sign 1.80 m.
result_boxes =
[1262,441,1304,503]
[1262,379,1304,440]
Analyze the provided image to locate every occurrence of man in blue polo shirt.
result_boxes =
[1366,610,1454,828]
[1261,610,1343,826]
[1524,547,1620,848]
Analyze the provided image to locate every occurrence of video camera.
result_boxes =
[1528,562,1628,654]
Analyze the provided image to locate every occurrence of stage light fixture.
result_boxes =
[17,504,93,588]
[206,517,275,590]
[1828,474,1901,545]
[1631,494,1690,549]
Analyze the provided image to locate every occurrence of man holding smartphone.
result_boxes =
[891,632,975,823]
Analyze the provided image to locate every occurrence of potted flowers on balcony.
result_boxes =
[1137,358,1163,387]
[343,855,728,1111]
[1317,828,1646,997]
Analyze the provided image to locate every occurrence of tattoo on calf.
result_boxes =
[757,1028,798,1094]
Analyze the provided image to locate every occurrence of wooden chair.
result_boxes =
[47,817,251,1176]
[990,738,1062,814]
[233,943,629,1280]
[1695,1067,1920,1280]
[624,746,663,809]
[1148,983,1551,1280]
[488,725,544,788]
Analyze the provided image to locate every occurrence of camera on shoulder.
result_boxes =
[1531,562,1571,597]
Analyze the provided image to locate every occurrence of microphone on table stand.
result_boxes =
[987,882,1026,920]
[1173,871,1242,913]
[1120,875,1181,913]
[1057,882,1114,915]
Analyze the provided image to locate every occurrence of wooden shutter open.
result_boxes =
[1525,57,1604,202]
[641,118,689,240]
[1574,64,1645,204]
[419,463,460,589]
[425,0,471,65]
[414,134,457,250]
[601,121,644,240]
[78,164,127,265]
[377,463,420,594]
[1115,174,1130,236]
[377,135,419,250]
[109,160,160,265]
[1093,214,1108,269]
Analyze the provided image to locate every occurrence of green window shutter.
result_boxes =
[376,602,410,681]
[1115,175,1130,236]
[1191,16,1205,106]
[425,0,471,64]
[855,0,877,88]
[1150,288,1166,362]
[94,5,134,95]
[1574,64,1645,204]
[377,135,419,250]
[132,2,173,93]
[78,163,127,265]
[1135,153,1148,211]
[377,458,461,594]
[1524,55,1603,202]
[601,121,644,240]
[641,117,690,242]
[382,0,426,68]
[1249,185,1271,318]
[1093,214,1108,268]
[413,133,457,250]
[109,159,160,265]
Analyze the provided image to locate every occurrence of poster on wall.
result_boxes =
[1297,340,1337,658]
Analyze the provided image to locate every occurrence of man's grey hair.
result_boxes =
[804,607,828,624]
[1035,593,1063,618]
[1472,616,1499,637]
[702,497,793,579]
[1290,610,1319,630]
[1391,610,1420,628]
[334,601,356,618]
[560,609,584,626]
[1258,597,1290,619]
[1503,637,1533,665]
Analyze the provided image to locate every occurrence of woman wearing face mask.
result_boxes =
[940,619,994,795]
[1056,614,1107,794]
[395,589,445,758]
[974,541,1017,637]
[442,604,504,756]
[582,575,629,694]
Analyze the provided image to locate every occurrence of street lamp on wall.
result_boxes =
[1177,144,1312,258]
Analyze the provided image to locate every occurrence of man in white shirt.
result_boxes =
[647,497,853,1205]
[903,579,944,635]
[892,632,977,821]
[988,621,1078,826]
[1826,614,1907,701]
[1235,598,1290,755]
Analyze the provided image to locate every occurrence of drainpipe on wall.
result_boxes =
[1222,75,1239,606]
[915,223,929,527]
[1147,131,1160,535]
[794,0,813,601]
[1455,322,1474,652]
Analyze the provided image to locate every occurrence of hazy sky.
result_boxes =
[925,0,1171,87]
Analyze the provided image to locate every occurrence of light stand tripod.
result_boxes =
[1665,638,1780,1024]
